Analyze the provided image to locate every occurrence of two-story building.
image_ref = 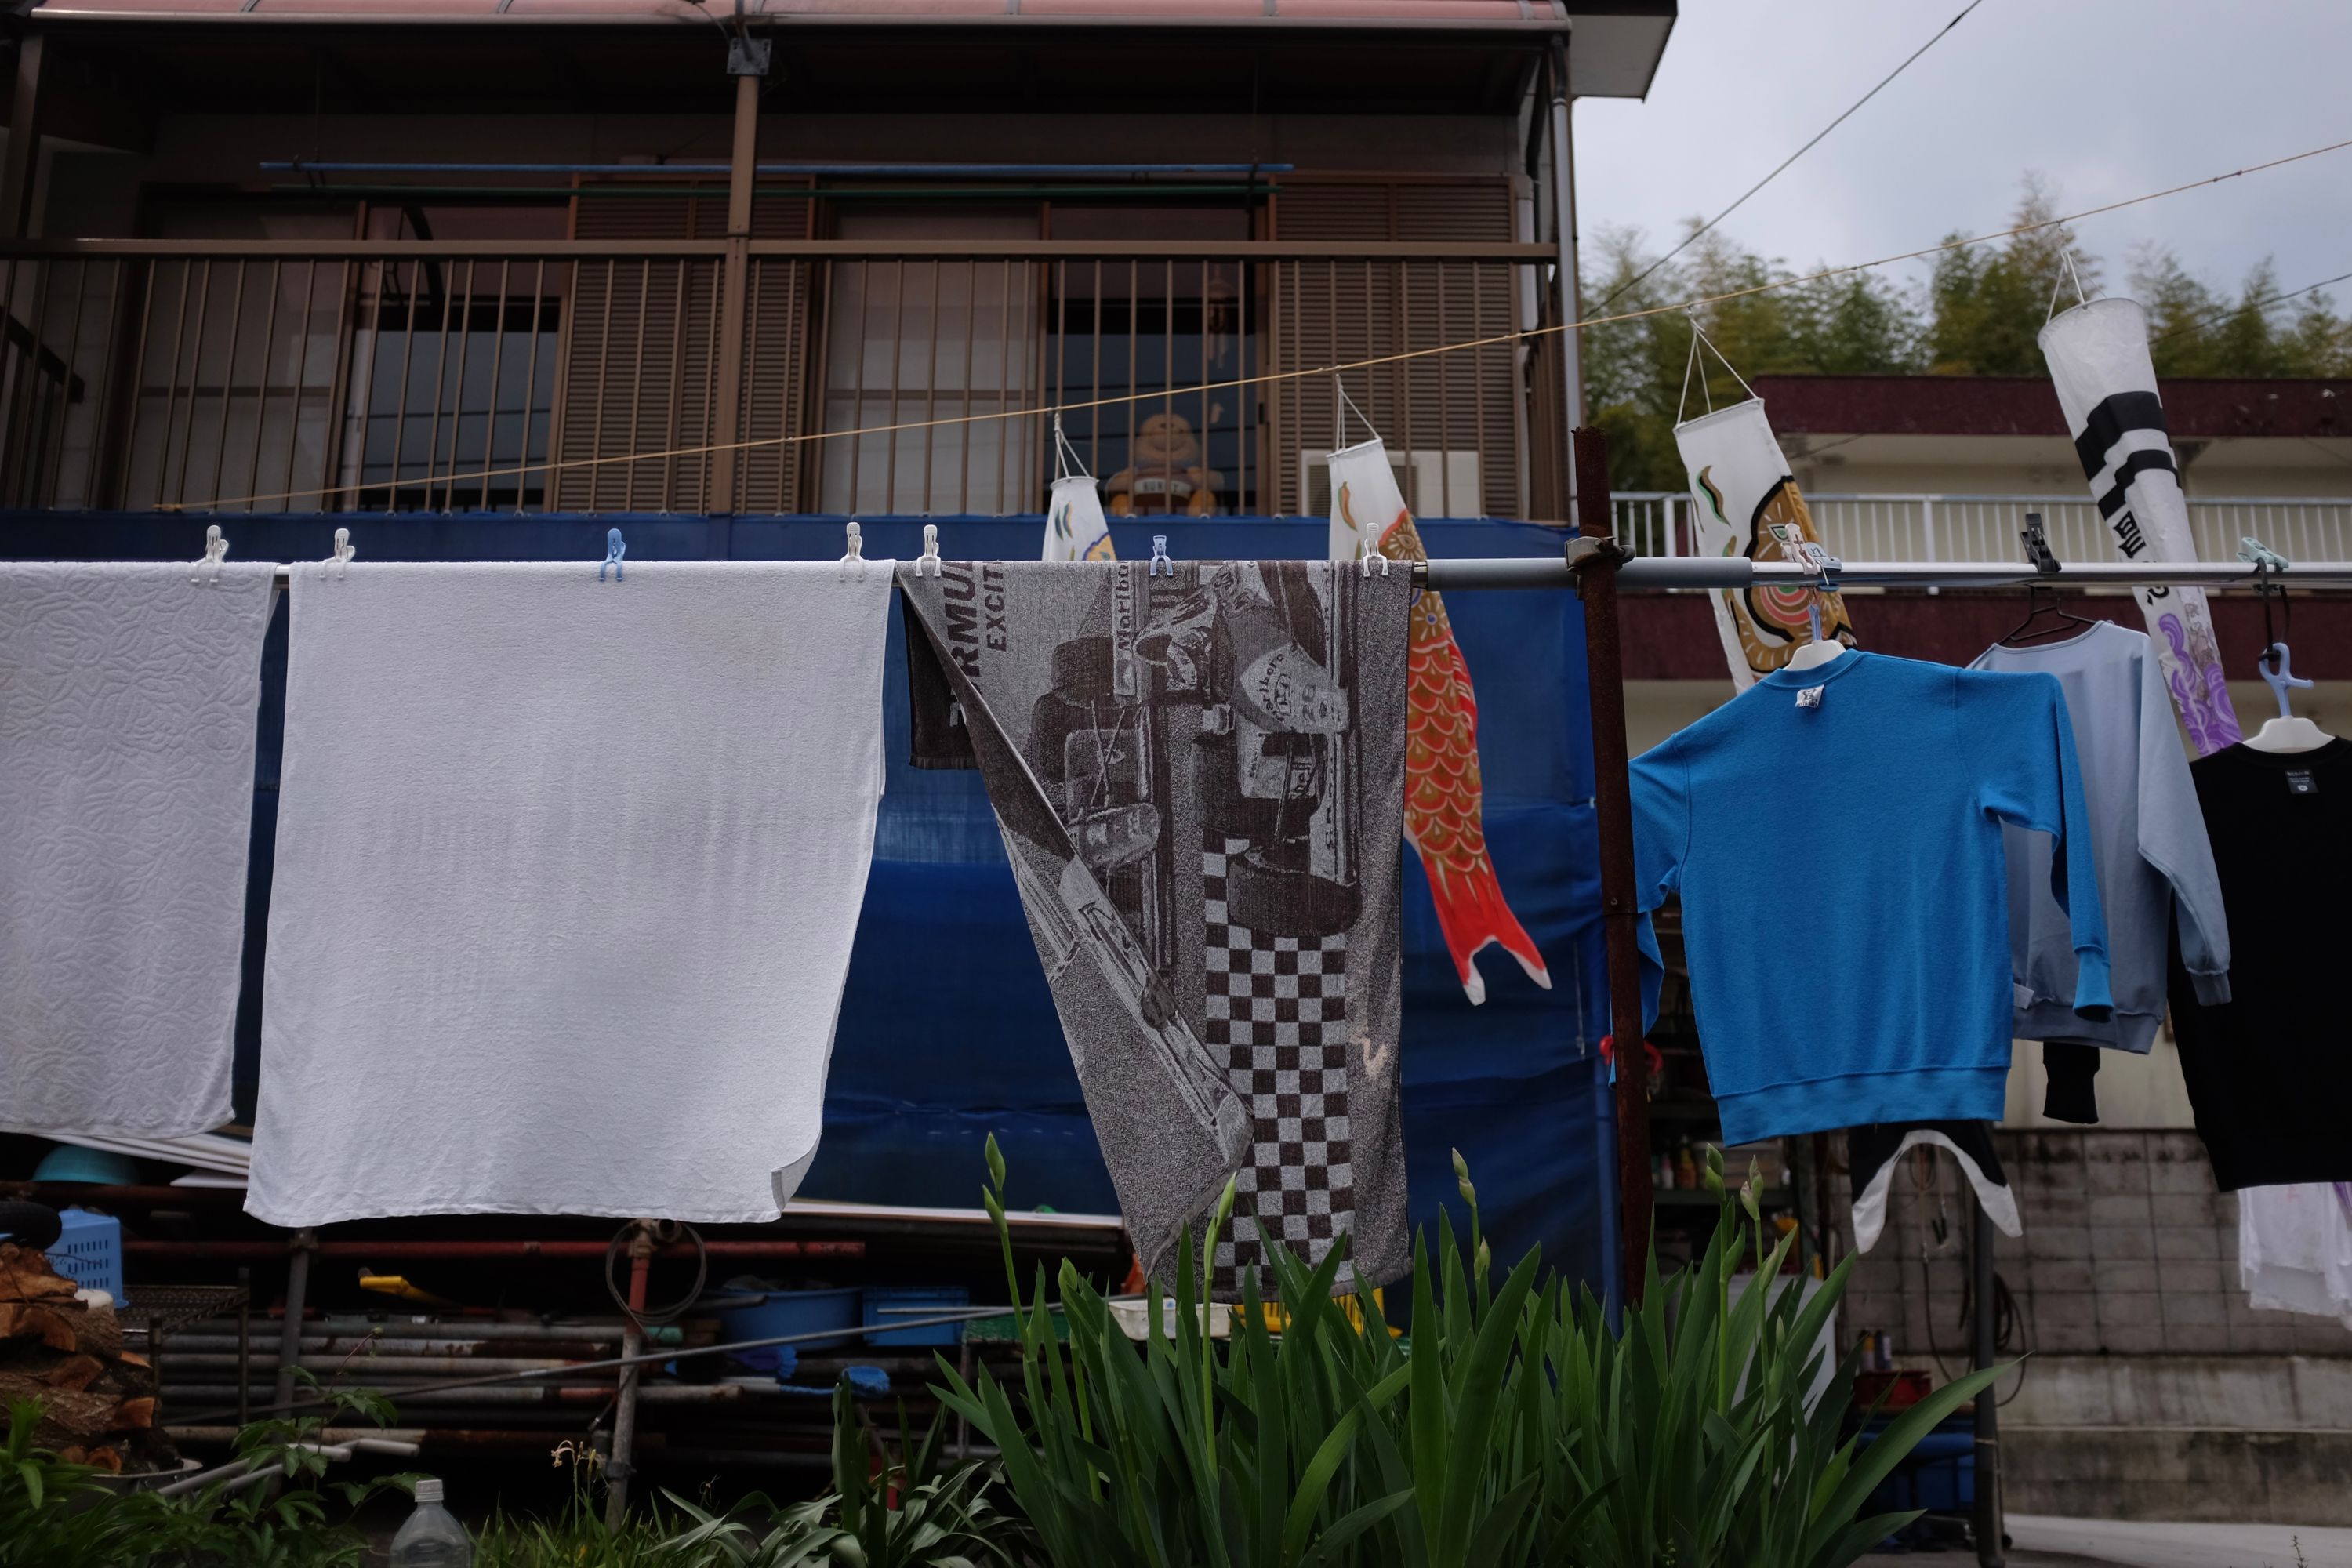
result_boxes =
[1,0,1675,520]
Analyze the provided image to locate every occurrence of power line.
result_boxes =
[2146,267,2352,346]
[1595,0,1987,311]
[162,130,2352,514]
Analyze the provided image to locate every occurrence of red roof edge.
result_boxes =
[1752,373,2352,444]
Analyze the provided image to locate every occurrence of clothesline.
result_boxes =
[249,557,2352,591]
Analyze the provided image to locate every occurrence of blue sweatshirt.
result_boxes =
[1631,651,2111,1144]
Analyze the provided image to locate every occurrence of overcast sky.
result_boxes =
[1573,0,2351,310]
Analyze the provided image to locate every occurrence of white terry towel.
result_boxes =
[247,561,894,1225]
[1,561,276,1137]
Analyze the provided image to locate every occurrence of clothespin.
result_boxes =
[2239,538,2296,680]
[1149,535,1174,579]
[1787,537,1841,644]
[323,527,355,580]
[598,528,626,583]
[191,524,230,585]
[838,520,866,582]
[915,523,942,579]
[2020,513,2060,575]
[1358,537,1391,579]
[2238,537,2292,578]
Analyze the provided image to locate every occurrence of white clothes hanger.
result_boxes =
[2243,641,2333,753]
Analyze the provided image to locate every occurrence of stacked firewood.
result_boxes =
[0,1241,176,1473]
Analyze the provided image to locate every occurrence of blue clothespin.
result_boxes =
[599,528,626,583]
[1149,535,1174,578]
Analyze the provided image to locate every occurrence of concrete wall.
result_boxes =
[1838,1128,2352,1525]
[1840,1130,2352,1364]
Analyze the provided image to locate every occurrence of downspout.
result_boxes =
[1545,34,1584,508]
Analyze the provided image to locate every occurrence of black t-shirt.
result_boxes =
[2167,738,2352,1190]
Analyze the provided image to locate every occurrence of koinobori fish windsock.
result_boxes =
[1673,397,1857,691]
[1326,437,1549,1005]
[1042,473,1116,563]
[2040,297,2240,755]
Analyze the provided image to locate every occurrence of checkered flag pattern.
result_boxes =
[1203,834,1356,1293]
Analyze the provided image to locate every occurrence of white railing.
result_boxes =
[1612,492,2352,571]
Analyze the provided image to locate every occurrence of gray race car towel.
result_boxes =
[899,560,1412,1297]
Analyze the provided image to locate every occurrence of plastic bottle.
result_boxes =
[389,1478,472,1567]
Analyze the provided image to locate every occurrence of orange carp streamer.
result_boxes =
[1367,502,1552,1005]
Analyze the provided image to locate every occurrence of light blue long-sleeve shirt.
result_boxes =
[1972,622,2230,1051]
[1631,651,2111,1145]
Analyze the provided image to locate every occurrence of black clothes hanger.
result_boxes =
[2000,512,2097,646]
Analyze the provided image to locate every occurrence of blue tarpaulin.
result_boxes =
[3,511,1616,1297]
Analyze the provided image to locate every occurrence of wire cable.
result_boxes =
[2146,266,2352,345]
[158,130,2352,515]
[1595,0,1988,311]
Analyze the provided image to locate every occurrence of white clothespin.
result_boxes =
[915,523,942,578]
[1149,535,1174,579]
[1358,537,1391,579]
[323,527,355,580]
[1788,536,1841,643]
[598,528,626,583]
[192,524,230,584]
[838,520,866,582]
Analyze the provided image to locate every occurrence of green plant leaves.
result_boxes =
[924,1148,2015,1568]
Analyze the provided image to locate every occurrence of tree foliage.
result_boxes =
[1581,176,2350,490]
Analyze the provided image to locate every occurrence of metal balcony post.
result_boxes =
[1922,493,1939,596]
[0,34,42,241]
[708,61,764,517]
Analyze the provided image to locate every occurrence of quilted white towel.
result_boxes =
[248,561,893,1225]
[1,561,276,1137]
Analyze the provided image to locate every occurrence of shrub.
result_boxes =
[937,1139,2001,1567]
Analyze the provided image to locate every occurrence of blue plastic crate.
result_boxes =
[864,1286,969,1348]
[49,1210,125,1303]
[720,1287,864,1367]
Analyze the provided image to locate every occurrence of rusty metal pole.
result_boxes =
[1570,425,1652,1306]
[270,1231,315,1415]
[603,1221,657,1530]
[706,41,766,517]
[1973,1190,2007,1566]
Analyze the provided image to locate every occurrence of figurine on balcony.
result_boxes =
[1106,412,1221,517]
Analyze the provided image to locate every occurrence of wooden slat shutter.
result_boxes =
[735,193,813,513]
[554,184,809,513]
[1269,178,1519,519]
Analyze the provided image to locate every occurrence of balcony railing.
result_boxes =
[1612,492,2352,572]
[0,238,1560,520]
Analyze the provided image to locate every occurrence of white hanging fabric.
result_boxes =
[0,561,277,1138]
[247,561,895,1224]
[2241,1183,2352,1330]
[2039,297,2241,754]
[1671,329,1856,690]
[1043,418,1115,562]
